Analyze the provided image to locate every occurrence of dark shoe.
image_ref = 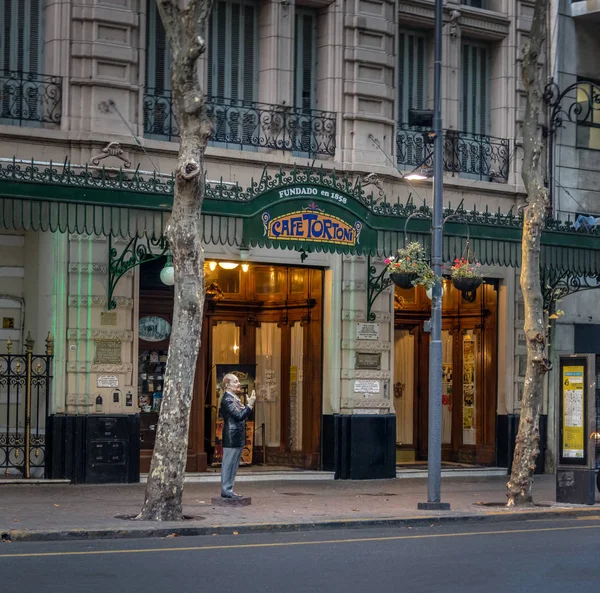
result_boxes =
[221,492,243,499]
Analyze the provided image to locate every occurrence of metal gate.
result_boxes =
[0,333,53,478]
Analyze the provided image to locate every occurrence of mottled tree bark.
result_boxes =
[138,0,213,521]
[506,0,550,507]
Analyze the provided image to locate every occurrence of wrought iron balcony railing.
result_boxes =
[0,70,62,126]
[143,90,336,156]
[396,124,510,183]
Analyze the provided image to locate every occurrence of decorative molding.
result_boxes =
[69,263,108,275]
[67,362,133,373]
[67,329,133,341]
[342,280,367,292]
[340,399,391,409]
[68,296,133,308]
[372,311,391,322]
[69,234,107,243]
[341,310,366,321]
[341,340,391,351]
[342,370,391,380]
[342,254,367,263]
[66,395,95,407]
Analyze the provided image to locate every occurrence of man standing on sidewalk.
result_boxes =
[219,373,256,499]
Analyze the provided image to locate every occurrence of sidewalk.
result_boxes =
[1,475,599,542]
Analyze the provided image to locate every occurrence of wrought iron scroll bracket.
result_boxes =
[367,256,394,322]
[108,235,169,309]
[541,269,600,312]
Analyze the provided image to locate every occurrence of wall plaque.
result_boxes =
[101,311,118,326]
[2,317,14,329]
[355,352,381,370]
[354,379,380,394]
[97,375,119,388]
[94,339,122,364]
[356,322,379,341]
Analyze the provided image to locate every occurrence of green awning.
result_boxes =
[1,159,599,275]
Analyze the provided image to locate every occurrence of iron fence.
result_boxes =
[144,90,336,156]
[0,333,53,478]
[396,124,510,183]
[0,70,62,126]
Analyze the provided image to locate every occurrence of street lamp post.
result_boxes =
[417,0,450,511]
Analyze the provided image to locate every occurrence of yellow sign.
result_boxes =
[562,365,585,459]
[262,205,362,246]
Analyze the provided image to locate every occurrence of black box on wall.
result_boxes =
[332,414,396,480]
[46,414,140,484]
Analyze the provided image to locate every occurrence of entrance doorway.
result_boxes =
[393,279,498,465]
[137,258,323,473]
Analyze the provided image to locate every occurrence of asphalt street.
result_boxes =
[1,517,599,593]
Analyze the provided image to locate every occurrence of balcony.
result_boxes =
[396,124,510,183]
[143,90,336,157]
[0,70,62,127]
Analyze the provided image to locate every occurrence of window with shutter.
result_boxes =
[461,41,490,136]
[1,0,43,75]
[397,29,427,125]
[207,0,259,149]
[144,0,175,139]
[1,0,45,126]
[293,8,317,155]
[207,0,258,102]
[294,8,317,113]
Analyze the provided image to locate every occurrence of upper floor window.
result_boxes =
[294,8,317,113]
[461,40,490,136]
[397,29,428,125]
[576,79,600,151]
[461,0,488,8]
[207,0,259,103]
[1,0,43,75]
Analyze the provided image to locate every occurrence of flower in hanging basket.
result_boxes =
[385,242,437,290]
[450,258,483,291]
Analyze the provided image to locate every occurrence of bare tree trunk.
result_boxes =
[138,0,213,521]
[506,0,550,507]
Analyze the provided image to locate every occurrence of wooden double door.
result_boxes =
[138,262,323,473]
[393,281,498,465]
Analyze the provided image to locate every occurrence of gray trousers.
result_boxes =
[221,446,244,496]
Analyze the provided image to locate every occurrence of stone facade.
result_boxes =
[0,0,559,467]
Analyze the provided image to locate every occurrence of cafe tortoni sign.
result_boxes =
[245,183,375,253]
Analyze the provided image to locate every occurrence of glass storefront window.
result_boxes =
[255,322,282,447]
[290,268,306,294]
[442,331,453,445]
[254,267,286,295]
[289,322,304,451]
[462,332,477,445]
[394,329,414,446]
[204,264,240,293]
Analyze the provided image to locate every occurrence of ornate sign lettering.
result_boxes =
[262,202,362,246]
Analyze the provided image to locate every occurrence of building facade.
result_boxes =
[0,0,597,480]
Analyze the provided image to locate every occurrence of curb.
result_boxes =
[2,506,599,543]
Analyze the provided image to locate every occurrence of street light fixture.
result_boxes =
[416,0,450,511]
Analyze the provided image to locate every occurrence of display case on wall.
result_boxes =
[138,349,168,451]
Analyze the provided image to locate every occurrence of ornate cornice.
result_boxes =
[342,370,391,380]
[69,263,108,275]
[341,399,392,409]
[342,254,367,263]
[68,296,133,308]
[67,329,134,341]
[67,362,133,373]
[342,280,367,292]
[341,310,366,321]
[342,340,391,351]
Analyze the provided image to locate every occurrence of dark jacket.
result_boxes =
[220,392,253,448]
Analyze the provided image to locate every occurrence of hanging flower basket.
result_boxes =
[452,276,483,292]
[389,272,419,289]
[385,243,437,291]
[450,258,483,292]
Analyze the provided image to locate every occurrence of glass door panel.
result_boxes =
[255,323,282,447]
[289,322,304,451]
[462,332,477,445]
[211,322,240,443]
[442,331,453,445]
[394,329,414,446]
